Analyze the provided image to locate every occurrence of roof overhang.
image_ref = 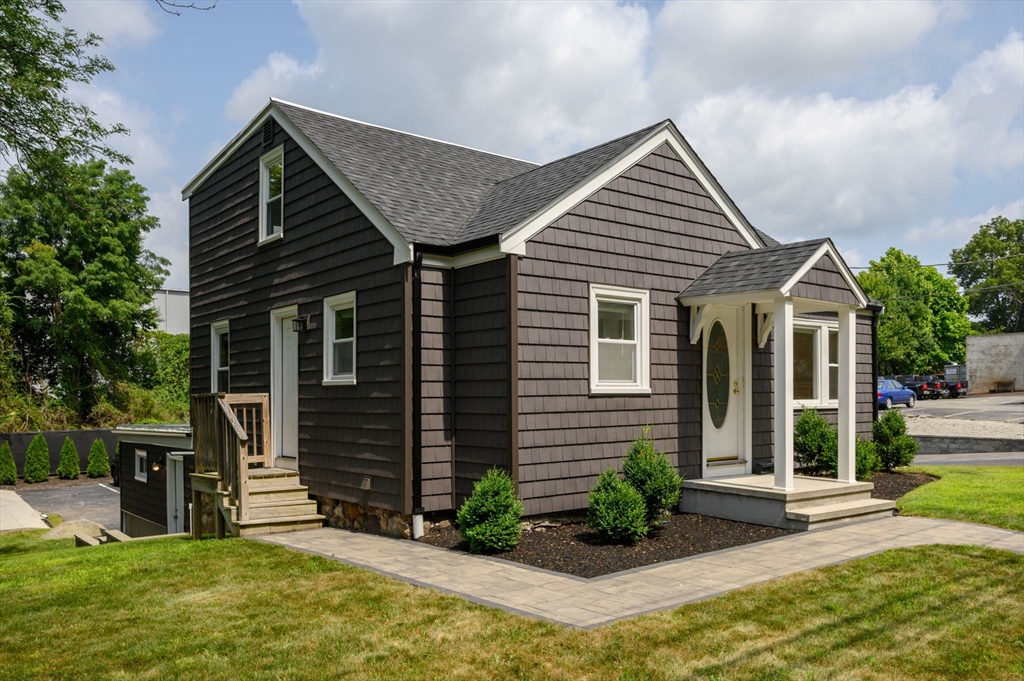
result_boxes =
[181,99,414,265]
[498,122,766,256]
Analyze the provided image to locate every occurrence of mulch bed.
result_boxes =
[419,514,798,579]
[1,475,114,492]
[870,471,936,501]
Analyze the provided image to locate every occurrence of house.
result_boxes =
[181,99,890,539]
[150,288,190,335]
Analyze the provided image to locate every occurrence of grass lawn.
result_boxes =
[899,466,1024,531]
[1,532,1022,680]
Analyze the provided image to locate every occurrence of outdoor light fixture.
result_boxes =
[291,315,310,332]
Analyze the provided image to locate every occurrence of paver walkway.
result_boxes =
[261,516,1024,629]
[0,490,48,532]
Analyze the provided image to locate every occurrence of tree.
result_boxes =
[0,441,16,485]
[950,217,1024,333]
[56,435,78,479]
[857,248,969,375]
[0,158,168,417]
[22,433,49,483]
[0,0,127,175]
[86,438,110,478]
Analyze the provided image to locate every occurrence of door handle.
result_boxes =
[732,380,740,395]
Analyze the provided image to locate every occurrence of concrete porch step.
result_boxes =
[786,498,896,530]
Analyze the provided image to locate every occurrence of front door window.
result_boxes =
[706,320,730,429]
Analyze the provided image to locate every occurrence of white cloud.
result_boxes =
[905,198,1024,248]
[68,84,171,176]
[60,0,159,47]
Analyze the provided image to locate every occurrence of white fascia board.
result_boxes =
[500,124,764,256]
[677,290,778,308]
[181,101,413,265]
[780,240,868,308]
[420,244,507,270]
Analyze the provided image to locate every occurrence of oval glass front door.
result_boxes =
[706,320,730,430]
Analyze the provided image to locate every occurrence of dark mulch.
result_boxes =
[1,474,114,492]
[870,471,936,501]
[419,514,798,579]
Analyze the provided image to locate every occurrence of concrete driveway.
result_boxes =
[19,484,120,530]
[909,393,1024,423]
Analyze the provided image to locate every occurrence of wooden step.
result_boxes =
[248,485,311,503]
[235,514,325,537]
[246,499,319,520]
[247,468,301,489]
[786,498,896,529]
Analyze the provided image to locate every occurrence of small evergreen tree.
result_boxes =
[587,468,648,543]
[22,434,50,483]
[0,441,16,485]
[622,428,682,525]
[456,468,524,554]
[86,438,111,477]
[794,409,837,471]
[57,436,79,479]
[873,409,918,471]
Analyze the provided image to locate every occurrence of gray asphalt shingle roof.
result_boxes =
[678,239,828,299]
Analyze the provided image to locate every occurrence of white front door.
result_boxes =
[166,456,185,533]
[702,305,748,476]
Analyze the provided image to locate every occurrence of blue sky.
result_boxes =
[61,0,1023,288]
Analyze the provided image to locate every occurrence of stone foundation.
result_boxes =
[316,497,411,539]
[196,491,216,536]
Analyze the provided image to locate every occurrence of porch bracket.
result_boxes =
[689,305,705,345]
[756,312,774,349]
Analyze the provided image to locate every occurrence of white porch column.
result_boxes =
[837,305,857,483]
[773,297,794,491]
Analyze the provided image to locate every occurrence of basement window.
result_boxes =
[259,146,284,244]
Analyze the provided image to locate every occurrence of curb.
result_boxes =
[912,434,1024,455]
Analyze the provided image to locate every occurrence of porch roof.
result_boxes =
[676,238,870,309]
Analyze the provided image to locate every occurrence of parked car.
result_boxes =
[878,379,916,409]
[944,363,969,398]
[918,374,949,399]
[894,375,932,400]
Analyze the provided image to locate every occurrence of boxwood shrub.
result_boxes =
[23,434,50,483]
[794,409,837,471]
[0,441,15,485]
[622,430,682,525]
[456,468,524,554]
[587,468,648,543]
[57,436,79,480]
[86,439,111,478]
[873,409,918,471]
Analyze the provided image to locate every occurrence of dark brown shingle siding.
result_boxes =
[791,254,859,305]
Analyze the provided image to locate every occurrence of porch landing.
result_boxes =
[681,474,895,530]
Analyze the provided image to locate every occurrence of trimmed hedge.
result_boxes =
[0,441,15,485]
[57,436,79,480]
[587,468,648,543]
[456,468,524,554]
[622,430,682,525]
[23,434,50,483]
[86,438,111,478]
[874,409,918,471]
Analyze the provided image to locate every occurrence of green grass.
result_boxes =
[899,466,1024,531]
[1,531,1022,680]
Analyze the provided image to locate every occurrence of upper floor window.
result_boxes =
[323,291,356,386]
[259,146,284,243]
[211,320,230,393]
[589,284,651,395]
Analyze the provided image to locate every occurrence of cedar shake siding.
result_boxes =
[453,259,511,506]
[751,322,774,470]
[418,267,454,512]
[791,254,860,306]
[517,142,751,515]
[188,119,407,513]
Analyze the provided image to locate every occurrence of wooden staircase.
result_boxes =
[190,394,324,539]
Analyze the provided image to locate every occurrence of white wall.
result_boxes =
[151,289,190,335]
[966,332,1024,393]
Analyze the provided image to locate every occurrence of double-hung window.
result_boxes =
[323,291,356,385]
[793,320,840,406]
[259,146,284,243]
[211,320,230,393]
[589,284,650,394]
[135,449,148,482]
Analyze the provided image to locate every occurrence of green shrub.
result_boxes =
[622,429,682,525]
[456,468,524,554]
[794,409,837,471]
[86,439,111,478]
[56,436,79,480]
[856,437,882,481]
[587,468,649,543]
[0,441,15,485]
[22,434,49,483]
[873,409,918,471]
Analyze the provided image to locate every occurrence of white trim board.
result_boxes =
[499,124,765,256]
[420,244,510,270]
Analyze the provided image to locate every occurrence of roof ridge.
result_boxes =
[271,98,539,167]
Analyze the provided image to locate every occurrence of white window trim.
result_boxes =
[589,284,651,395]
[323,291,357,386]
[258,145,285,244]
[793,319,839,409]
[135,449,148,483]
[211,320,229,393]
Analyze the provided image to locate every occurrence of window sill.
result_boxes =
[590,385,652,396]
[794,400,839,410]
[258,232,284,247]
[322,377,356,387]
[135,475,147,483]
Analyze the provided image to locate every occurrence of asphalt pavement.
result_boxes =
[908,392,1024,423]
[19,483,120,530]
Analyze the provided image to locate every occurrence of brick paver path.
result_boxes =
[260,516,1024,628]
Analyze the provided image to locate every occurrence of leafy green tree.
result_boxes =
[0,0,127,174]
[857,248,969,374]
[22,434,49,483]
[56,435,78,479]
[0,158,168,417]
[950,217,1024,333]
[133,332,191,420]
[86,438,110,478]
[0,441,16,485]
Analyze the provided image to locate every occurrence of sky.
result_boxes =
[59,0,1024,289]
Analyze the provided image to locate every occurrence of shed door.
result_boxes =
[166,456,185,534]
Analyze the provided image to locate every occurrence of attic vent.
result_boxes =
[261,119,274,147]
